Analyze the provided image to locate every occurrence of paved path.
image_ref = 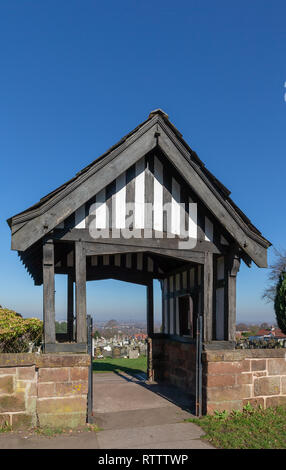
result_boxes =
[93,372,213,449]
[0,372,213,449]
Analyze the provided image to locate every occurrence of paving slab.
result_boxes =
[0,432,100,449]
[94,406,192,430]
[93,372,194,414]
[132,439,214,449]
[92,372,214,449]
[96,422,207,449]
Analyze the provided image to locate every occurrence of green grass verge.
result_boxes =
[0,423,12,433]
[33,424,102,436]
[92,355,147,376]
[186,404,286,449]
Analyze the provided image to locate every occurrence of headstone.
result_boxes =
[129,349,139,359]
[112,346,121,358]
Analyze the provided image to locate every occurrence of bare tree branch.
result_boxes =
[262,247,286,303]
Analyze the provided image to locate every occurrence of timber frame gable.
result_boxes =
[8,109,270,268]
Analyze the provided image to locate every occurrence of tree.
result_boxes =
[106,319,118,329]
[274,272,286,335]
[93,329,100,339]
[55,321,67,333]
[263,248,286,303]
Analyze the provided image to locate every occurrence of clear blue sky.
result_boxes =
[0,1,285,325]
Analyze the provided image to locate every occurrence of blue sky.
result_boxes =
[0,1,285,325]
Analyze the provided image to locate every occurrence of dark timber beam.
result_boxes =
[67,274,74,342]
[227,252,241,342]
[43,239,56,346]
[203,252,213,342]
[146,280,154,381]
[55,229,223,255]
[147,281,154,336]
[75,241,87,343]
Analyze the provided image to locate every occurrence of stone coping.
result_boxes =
[203,349,286,363]
[0,353,90,368]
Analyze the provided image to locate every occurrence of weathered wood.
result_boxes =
[126,164,136,231]
[67,274,74,341]
[147,280,154,336]
[75,241,87,343]
[55,231,213,265]
[44,342,87,353]
[203,252,213,342]
[146,281,154,381]
[55,264,158,284]
[84,244,205,266]
[11,114,269,270]
[43,239,56,345]
[227,252,240,342]
[144,154,154,237]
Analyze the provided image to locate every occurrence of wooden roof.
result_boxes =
[8,109,271,267]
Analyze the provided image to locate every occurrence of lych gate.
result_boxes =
[8,109,270,414]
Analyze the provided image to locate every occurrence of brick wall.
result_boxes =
[203,349,286,414]
[152,337,196,396]
[0,354,90,429]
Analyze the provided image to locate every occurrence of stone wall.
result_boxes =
[203,349,286,414]
[153,337,286,415]
[152,337,196,396]
[0,354,90,428]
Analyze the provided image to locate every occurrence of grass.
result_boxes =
[0,424,102,438]
[92,355,147,376]
[186,404,286,449]
[34,426,66,437]
[33,424,102,436]
[0,422,12,433]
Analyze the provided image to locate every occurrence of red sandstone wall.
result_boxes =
[153,338,286,416]
[203,350,286,414]
[152,337,196,396]
[0,354,90,429]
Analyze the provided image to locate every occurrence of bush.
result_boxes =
[0,307,43,353]
[274,272,286,335]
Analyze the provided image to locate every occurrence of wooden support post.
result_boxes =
[75,241,87,343]
[147,280,154,336]
[146,280,154,381]
[227,253,240,342]
[43,239,55,345]
[203,252,213,342]
[67,274,74,342]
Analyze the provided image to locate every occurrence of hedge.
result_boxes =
[0,307,43,353]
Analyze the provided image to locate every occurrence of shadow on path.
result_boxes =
[93,366,195,415]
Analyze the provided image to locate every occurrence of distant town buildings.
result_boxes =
[236,325,286,348]
[249,327,286,343]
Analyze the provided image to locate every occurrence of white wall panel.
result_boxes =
[171,178,180,235]
[205,216,213,242]
[153,156,163,231]
[115,173,126,228]
[94,188,107,229]
[75,204,86,229]
[134,159,145,228]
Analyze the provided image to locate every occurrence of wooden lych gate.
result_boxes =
[7,109,270,406]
